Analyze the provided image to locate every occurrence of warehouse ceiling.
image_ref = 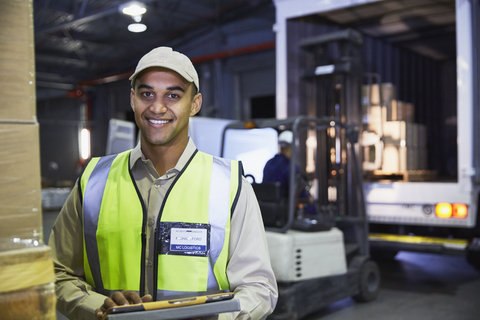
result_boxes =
[33,0,456,92]
[33,0,275,91]
[318,0,456,61]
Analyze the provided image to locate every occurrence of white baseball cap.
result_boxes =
[278,130,293,144]
[129,46,199,92]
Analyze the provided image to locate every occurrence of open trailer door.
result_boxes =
[273,0,480,266]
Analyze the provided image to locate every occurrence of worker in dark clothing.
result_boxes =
[263,131,316,217]
[263,130,293,189]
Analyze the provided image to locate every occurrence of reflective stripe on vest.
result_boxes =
[81,150,144,296]
[80,149,241,299]
[155,152,240,299]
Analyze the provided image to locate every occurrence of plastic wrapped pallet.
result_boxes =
[0,123,43,251]
[0,247,56,320]
[0,1,56,319]
[0,0,42,250]
[0,124,57,320]
[0,0,36,123]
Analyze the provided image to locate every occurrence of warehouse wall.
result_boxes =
[38,98,83,185]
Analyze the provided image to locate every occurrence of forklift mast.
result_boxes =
[299,28,363,218]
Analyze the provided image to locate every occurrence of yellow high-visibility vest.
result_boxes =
[80,149,242,299]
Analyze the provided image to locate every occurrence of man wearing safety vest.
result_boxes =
[49,46,278,320]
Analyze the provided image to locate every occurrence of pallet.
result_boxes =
[0,247,56,320]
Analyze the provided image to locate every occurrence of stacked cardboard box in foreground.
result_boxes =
[0,1,56,319]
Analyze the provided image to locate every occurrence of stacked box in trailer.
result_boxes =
[273,0,480,261]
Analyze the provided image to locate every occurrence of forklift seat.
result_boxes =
[251,182,288,228]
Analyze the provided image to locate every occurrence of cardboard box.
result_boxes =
[417,124,427,148]
[383,121,408,146]
[0,123,42,251]
[383,144,407,172]
[362,83,396,121]
[0,0,36,123]
[362,83,396,106]
[392,100,415,123]
[365,105,386,135]
[383,144,425,172]
[418,147,428,170]
[383,121,427,147]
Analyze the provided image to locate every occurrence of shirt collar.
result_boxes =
[129,137,198,172]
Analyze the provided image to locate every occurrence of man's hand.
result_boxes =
[96,290,152,319]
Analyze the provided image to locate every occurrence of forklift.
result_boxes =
[220,29,380,320]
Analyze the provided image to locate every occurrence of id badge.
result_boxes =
[158,222,210,257]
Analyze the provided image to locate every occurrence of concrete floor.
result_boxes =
[304,251,480,320]
[43,211,480,320]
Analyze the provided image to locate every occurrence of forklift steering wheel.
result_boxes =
[245,174,256,184]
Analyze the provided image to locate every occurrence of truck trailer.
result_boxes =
[273,0,480,266]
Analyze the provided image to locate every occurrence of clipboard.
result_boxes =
[103,292,240,320]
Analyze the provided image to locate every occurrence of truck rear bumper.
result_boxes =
[369,233,468,256]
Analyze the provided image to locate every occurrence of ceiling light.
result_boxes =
[120,1,147,16]
[128,23,147,33]
[80,128,91,160]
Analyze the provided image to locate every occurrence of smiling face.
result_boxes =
[130,67,202,154]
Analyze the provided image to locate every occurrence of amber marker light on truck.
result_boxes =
[435,203,452,218]
[452,203,468,218]
[244,121,256,129]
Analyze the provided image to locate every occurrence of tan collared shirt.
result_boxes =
[50,138,278,320]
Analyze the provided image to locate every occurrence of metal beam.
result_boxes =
[36,6,118,34]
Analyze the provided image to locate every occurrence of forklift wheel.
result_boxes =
[353,259,381,302]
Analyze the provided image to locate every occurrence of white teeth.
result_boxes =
[149,119,170,124]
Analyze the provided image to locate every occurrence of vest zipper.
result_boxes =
[128,155,148,297]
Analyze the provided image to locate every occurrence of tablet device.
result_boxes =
[103,292,235,319]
